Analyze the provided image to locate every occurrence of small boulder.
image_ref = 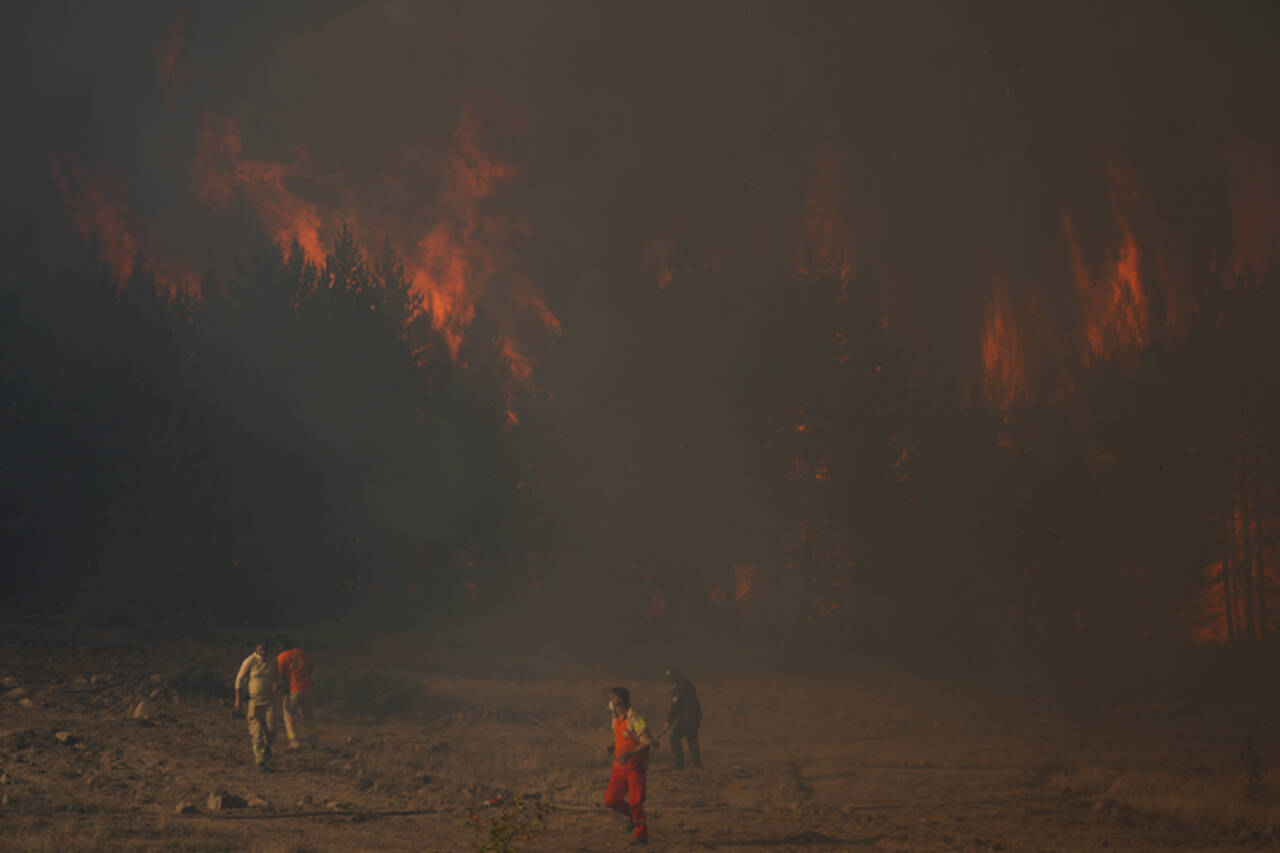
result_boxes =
[246,793,268,808]
[17,699,33,709]
[5,687,28,699]
[174,802,198,814]
[54,731,80,746]
[207,790,247,810]
[132,700,159,720]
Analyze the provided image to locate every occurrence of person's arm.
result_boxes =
[233,656,251,709]
[657,691,680,739]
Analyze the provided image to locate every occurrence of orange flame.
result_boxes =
[499,336,532,384]
[49,152,200,300]
[643,227,677,290]
[192,113,327,266]
[49,152,138,284]
[1063,197,1148,367]
[980,269,1028,407]
[407,98,520,357]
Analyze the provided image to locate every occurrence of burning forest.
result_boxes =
[2,2,1280,850]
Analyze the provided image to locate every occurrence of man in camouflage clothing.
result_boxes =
[233,638,279,771]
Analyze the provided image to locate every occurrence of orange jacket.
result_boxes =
[276,648,312,692]
[613,710,651,768]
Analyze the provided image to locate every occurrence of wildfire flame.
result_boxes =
[980,269,1028,408]
[1063,157,1151,367]
[408,97,522,359]
[49,152,139,284]
[192,113,327,266]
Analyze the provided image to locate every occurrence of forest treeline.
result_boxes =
[1,226,523,626]
[2,224,1278,659]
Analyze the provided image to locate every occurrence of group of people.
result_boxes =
[233,637,702,844]
[232,634,317,771]
[603,667,703,845]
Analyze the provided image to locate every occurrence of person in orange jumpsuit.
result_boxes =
[604,686,656,844]
[275,634,317,748]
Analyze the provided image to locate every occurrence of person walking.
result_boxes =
[603,686,655,845]
[275,634,317,749]
[655,667,703,769]
[233,638,278,771]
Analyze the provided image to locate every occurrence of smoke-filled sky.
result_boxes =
[4,0,1278,405]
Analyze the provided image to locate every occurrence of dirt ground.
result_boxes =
[2,615,1278,852]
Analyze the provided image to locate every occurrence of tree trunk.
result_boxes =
[1224,504,1236,643]
[1245,451,1266,639]
[1237,458,1258,645]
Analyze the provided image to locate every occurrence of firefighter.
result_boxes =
[233,638,278,771]
[603,686,655,844]
[655,667,703,769]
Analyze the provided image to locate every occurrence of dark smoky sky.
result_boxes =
[3,1,1278,408]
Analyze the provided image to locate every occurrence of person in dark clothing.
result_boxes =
[655,668,702,769]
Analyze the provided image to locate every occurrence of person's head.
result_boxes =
[276,634,294,651]
[254,638,270,657]
[665,667,682,683]
[609,687,630,715]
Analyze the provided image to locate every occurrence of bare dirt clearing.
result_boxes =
[1,616,1276,851]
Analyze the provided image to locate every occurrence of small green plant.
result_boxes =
[467,796,555,853]
[1241,729,1265,803]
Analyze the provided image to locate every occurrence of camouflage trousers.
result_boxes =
[246,697,277,765]
[282,688,317,748]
